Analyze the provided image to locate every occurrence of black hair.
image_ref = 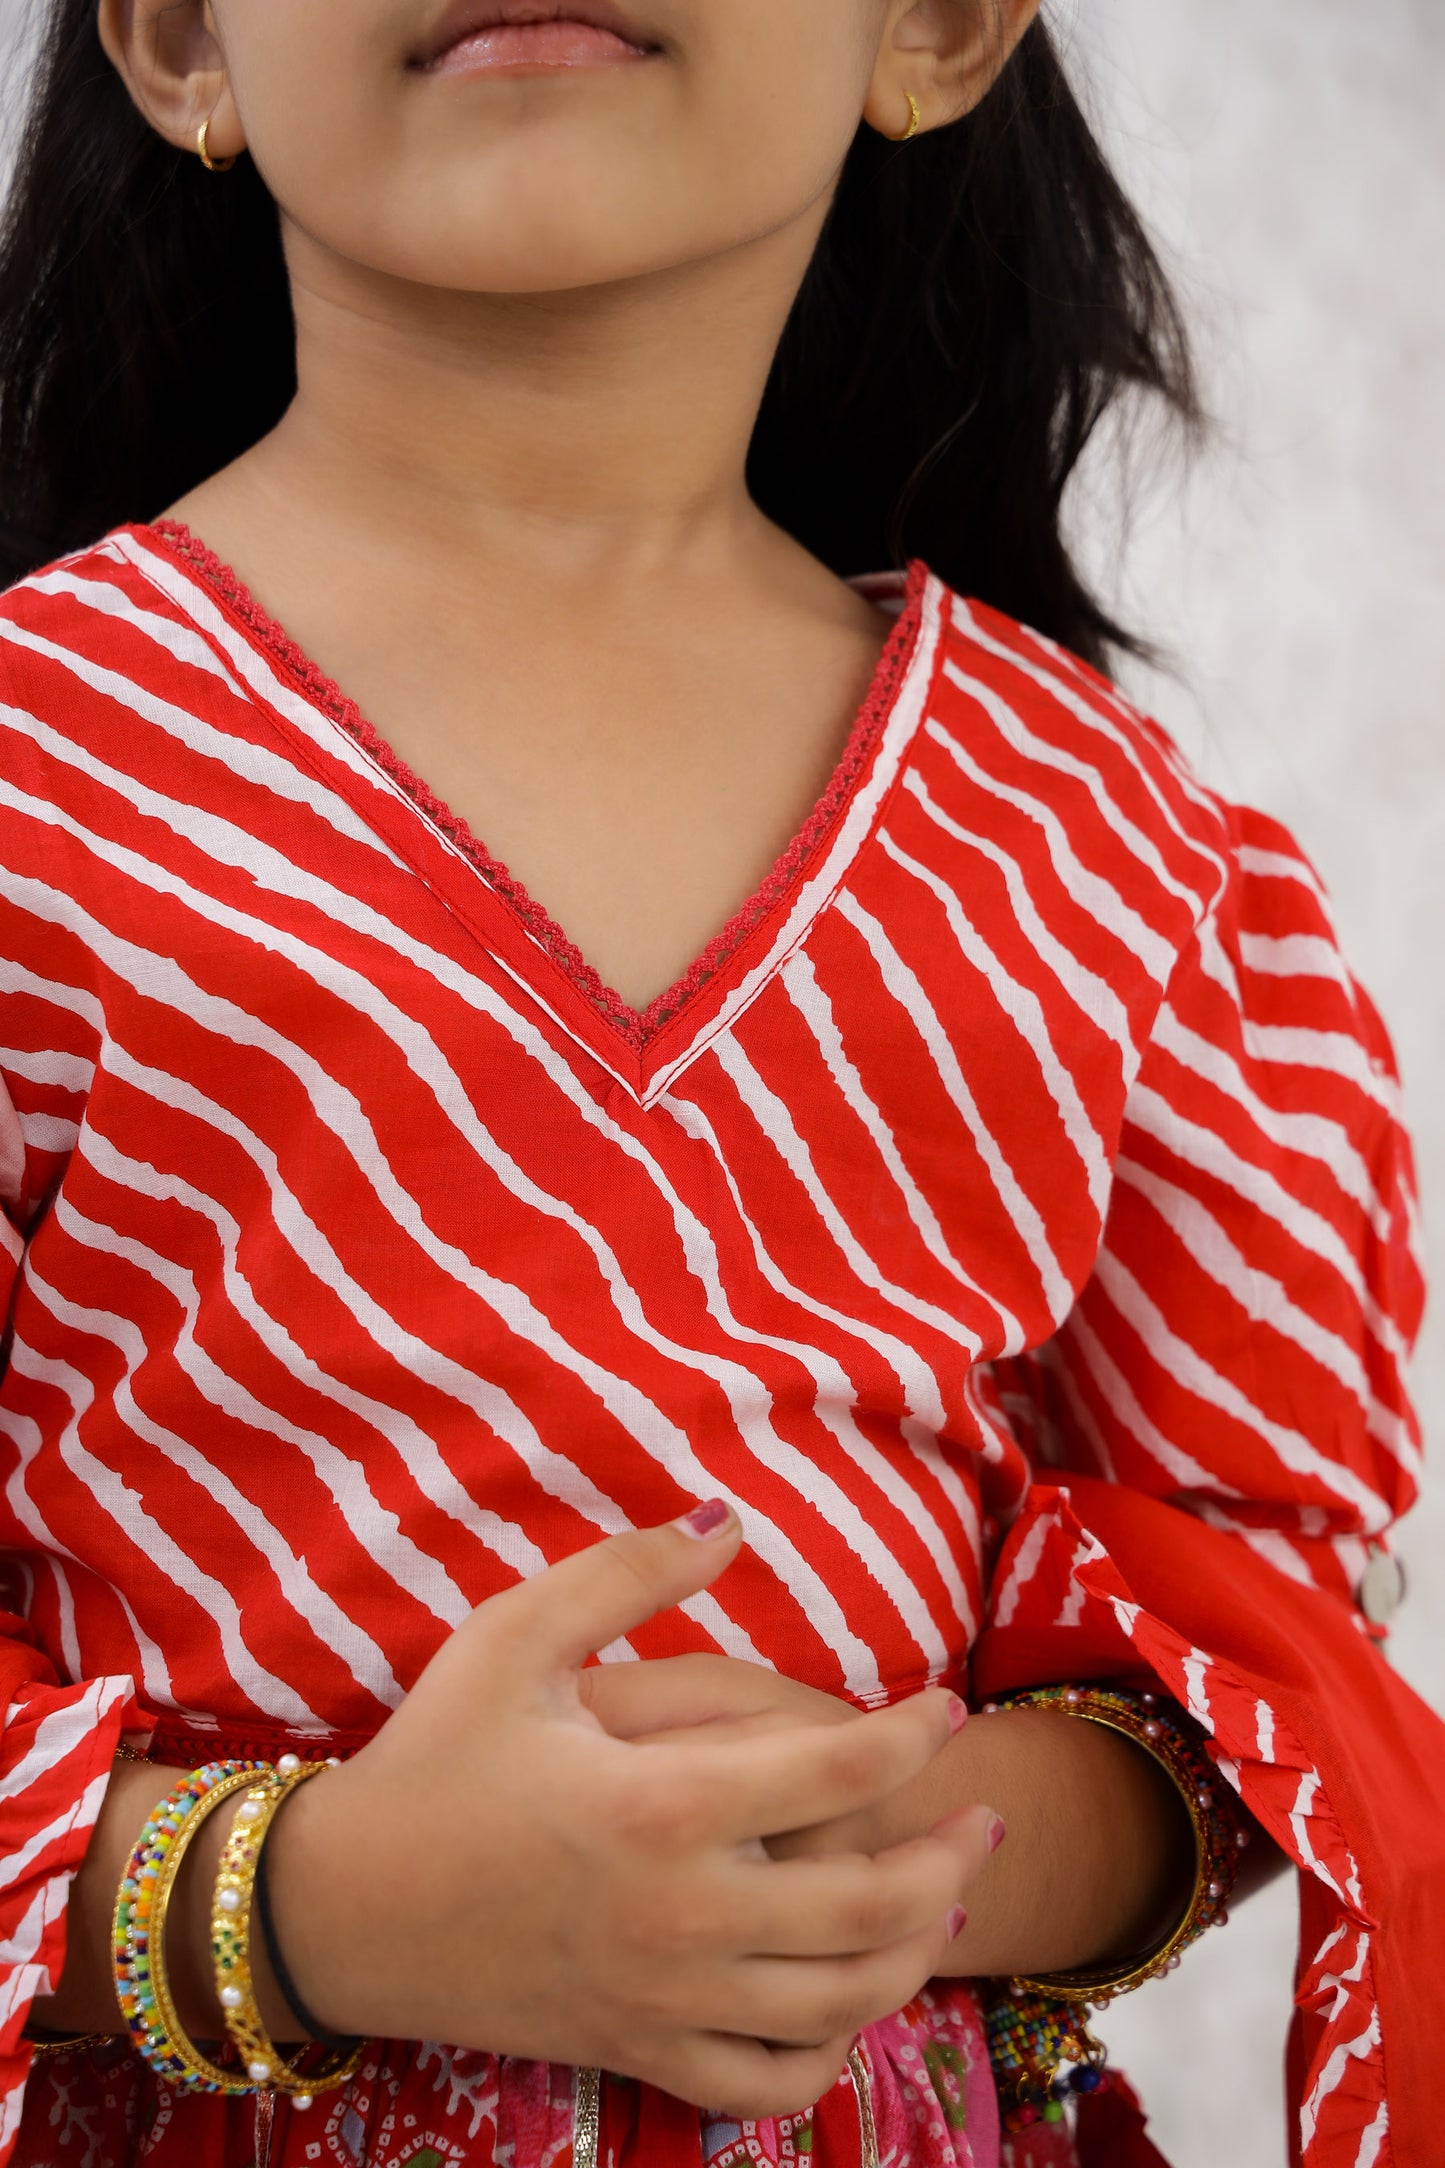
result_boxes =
[0,2,1200,673]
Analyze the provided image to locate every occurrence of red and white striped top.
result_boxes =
[0,523,1425,2166]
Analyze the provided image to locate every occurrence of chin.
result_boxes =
[370,198,679,296]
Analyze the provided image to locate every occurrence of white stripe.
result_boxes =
[16,1112,76,1155]
[1035,1340,1120,1482]
[1182,1652,1212,1728]
[0,1403,184,1715]
[32,1226,416,1704]
[20,566,245,686]
[924,720,1176,984]
[712,1030,1006,1365]
[904,769,1135,1052]
[836,894,1073,1327]
[0,1675,132,1810]
[779,954,1005,1344]
[1237,842,1332,912]
[950,600,1232,903]
[876,829,1113,1215]
[0,1765,109,1895]
[77,1127,553,1591]
[7,1334,322,1727]
[1240,931,1356,995]
[1058,1309,1223,1494]
[942,649,1210,918]
[0,1877,68,2022]
[0,625,406,870]
[0,1048,95,1095]
[1300,1999,1380,2151]
[655,1090,985,1590]
[1127,1084,1409,1367]
[1092,1250,1392,1530]
[1151,1002,1399,1246]
[1351,2101,1389,2168]
[989,1509,1053,1630]
[1115,1155,1417,1478]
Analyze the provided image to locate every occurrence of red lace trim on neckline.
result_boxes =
[145,519,928,1053]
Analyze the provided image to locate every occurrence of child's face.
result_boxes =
[204,0,903,294]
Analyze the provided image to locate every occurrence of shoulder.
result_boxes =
[911,576,1239,973]
[0,524,225,771]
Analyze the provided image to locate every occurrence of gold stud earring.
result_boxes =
[888,92,922,144]
[197,121,237,173]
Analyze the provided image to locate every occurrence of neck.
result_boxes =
[239,212,826,593]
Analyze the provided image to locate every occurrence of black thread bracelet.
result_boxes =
[253,1806,362,2056]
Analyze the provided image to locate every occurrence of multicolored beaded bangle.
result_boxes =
[211,1755,361,2105]
[983,1988,1108,2135]
[990,1685,1245,2004]
[112,1761,271,2093]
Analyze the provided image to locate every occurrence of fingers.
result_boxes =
[658,2032,857,2123]
[483,1504,744,1680]
[728,1811,997,1958]
[721,1915,958,2048]
[688,1685,965,1841]
[580,1653,794,1738]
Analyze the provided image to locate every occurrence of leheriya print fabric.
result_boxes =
[0,523,1434,2166]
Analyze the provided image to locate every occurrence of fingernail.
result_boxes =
[675,1498,732,1540]
[946,1695,968,1736]
[946,1906,968,1940]
[987,1814,1007,1854]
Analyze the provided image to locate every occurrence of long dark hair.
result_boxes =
[0,1,1199,673]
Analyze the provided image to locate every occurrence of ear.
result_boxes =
[96,0,246,163]
[863,0,1044,143]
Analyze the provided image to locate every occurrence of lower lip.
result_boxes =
[424,22,653,74]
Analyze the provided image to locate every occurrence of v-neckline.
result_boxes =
[143,519,931,1066]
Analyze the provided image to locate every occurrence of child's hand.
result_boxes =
[579,1649,863,1744]
[580,1654,914,1859]
[265,1506,997,2120]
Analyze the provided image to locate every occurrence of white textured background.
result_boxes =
[2,4,1442,2164]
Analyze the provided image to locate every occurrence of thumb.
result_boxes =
[487,1500,743,1681]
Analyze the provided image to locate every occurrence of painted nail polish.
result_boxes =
[946,1905,968,1940]
[946,1695,968,1735]
[987,1814,1007,1854]
[674,1498,732,1539]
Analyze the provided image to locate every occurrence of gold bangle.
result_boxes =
[991,1686,1244,2005]
[211,1761,362,2103]
[139,1766,275,2092]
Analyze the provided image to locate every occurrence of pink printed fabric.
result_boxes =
[12,1988,1015,2168]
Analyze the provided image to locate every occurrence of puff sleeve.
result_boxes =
[975,805,1437,2168]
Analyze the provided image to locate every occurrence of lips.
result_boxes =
[413,0,659,71]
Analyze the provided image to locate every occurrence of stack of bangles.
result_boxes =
[101,1751,363,2105]
[979,1685,1251,2135]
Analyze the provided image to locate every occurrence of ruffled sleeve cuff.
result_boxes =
[972,1480,1445,2168]
[0,1674,142,2160]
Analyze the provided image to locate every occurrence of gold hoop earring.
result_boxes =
[888,93,922,144]
[197,121,237,174]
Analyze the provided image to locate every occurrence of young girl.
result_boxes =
[0,3,1437,2165]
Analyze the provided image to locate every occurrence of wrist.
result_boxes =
[257,1760,378,2041]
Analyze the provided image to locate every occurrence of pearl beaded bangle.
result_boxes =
[210,1754,362,2106]
[990,1684,1245,2004]
[980,1685,1248,2137]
